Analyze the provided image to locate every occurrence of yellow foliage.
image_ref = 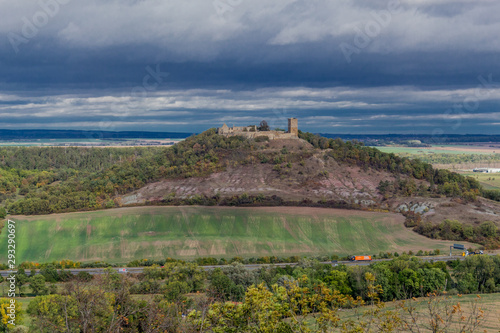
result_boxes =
[0,298,23,329]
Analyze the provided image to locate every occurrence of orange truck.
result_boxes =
[349,255,372,261]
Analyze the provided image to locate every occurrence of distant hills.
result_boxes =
[0,129,194,140]
[320,133,500,144]
[1,128,500,144]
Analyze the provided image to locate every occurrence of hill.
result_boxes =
[121,137,392,206]
[1,129,499,248]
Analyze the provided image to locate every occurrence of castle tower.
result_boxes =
[288,118,298,136]
[218,123,229,135]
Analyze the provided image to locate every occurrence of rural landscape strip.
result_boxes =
[0,254,481,277]
[1,129,500,330]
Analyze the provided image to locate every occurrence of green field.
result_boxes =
[460,171,500,190]
[373,145,491,155]
[0,206,476,264]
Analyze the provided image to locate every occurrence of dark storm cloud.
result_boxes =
[1,0,500,133]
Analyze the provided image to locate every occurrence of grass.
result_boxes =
[373,145,492,155]
[460,171,500,190]
[0,206,478,264]
[336,293,500,332]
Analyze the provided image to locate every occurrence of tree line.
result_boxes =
[4,255,498,332]
[299,131,483,200]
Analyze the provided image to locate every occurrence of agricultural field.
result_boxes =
[374,144,500,172]
[374,144,500,155]
[460,171,500,190]
[337,293,500,332]
[0,206,477,264]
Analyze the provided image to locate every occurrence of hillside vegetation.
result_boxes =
[1,129,500,248]
[11,255,500,332]
[1,129,481,214]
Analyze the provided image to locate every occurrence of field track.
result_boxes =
[0,206,478,263]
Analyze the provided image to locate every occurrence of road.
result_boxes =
[0,254,484,277]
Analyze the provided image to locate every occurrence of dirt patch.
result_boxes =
[178,249,197,256]
[208,241,227,256]
[390,197,500,227]
[109,142,398,206]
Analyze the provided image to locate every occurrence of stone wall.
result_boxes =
[218,118,299,140]
[219,130,298,140]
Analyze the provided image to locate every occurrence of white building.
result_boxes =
[473,168,500,173]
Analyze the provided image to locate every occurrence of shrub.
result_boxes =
[163,281,190,302]
[254,136,269,142]
[479,221,498,237]
[76,271,93,282]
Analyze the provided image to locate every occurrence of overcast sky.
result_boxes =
[1,0,500,134]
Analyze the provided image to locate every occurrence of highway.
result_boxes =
[0,254,485,277]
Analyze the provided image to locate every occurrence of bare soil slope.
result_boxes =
[390,197,500,226]
[122,146,395,206]
[121,137,500,229]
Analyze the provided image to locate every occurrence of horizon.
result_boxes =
[1,127,500,137]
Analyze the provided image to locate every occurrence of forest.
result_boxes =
[3,255,499,332]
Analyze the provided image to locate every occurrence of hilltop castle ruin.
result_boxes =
[218,118,299,140]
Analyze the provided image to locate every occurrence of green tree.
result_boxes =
[30,275,48,295]
[463,225,475,239]
[323,270,352,295]
[455,255,497,292]
[15,268,29,296]
[418,268,446,294]
[163,281,190,302]
[479,221,498,238]
[208,269,244,301]
[398,268,421,297]
[40,264,59,283]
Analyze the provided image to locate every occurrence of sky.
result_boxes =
[1,0,500,135]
